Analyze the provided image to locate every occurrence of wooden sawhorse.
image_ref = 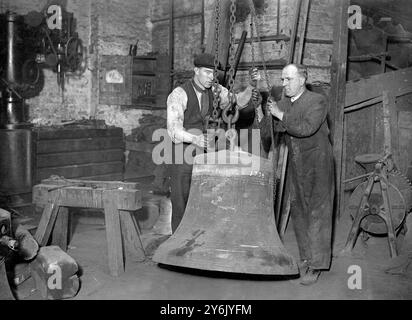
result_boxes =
[32,178,143,277]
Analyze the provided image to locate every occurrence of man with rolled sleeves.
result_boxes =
[258,63,335,285]
[166,53,259,233]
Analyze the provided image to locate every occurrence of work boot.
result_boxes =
[300,267,321,285]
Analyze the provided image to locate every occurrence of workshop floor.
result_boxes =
[11,186,412,301]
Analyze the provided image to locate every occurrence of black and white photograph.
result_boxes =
[0,0,411,306]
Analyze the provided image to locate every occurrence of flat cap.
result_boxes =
[194,53,222,70]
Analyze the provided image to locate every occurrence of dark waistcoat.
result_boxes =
[180,80,214,133]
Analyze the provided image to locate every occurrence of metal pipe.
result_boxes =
[231,31,247,83]
[169,0,174,92]
[6,12,21,83]
[201,0,205,50]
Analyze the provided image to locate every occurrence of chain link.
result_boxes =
[247,0,271,93]
[211,0,221,122]
[248,0,277,198]
[250,14,256,70]
[222,0,238,131]
[227,0,237,98]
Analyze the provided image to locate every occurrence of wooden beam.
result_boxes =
[385,91,400,166]
[345,67,412,107]
[34,191,62,246]
[40,178,138,189]
[288,0,302,63]
[329,0,349,219]
[296,0,310,64]
[51,207,69,251]
[103,193,124,276]
[344,85,412,113]
[33,184,142,211]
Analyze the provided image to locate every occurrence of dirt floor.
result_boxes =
[6,183,412,301]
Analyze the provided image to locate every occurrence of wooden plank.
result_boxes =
[119,211,146,261]
[345,67,412,107]
[36,161,124,181]
[0,258,15,300]
[288,0,302,63]
[34,191,62,246]
[329,0,349,219]
[51,207,69,251]
[296,0,310,64]
[389,95,400,167]
[102,193,124,276]
[36,136,124,154]
[382,90,399,165]
[344,85,412,113]
[32,185,142,211]
[78,173,124,182]
[276,145,289,237]
[125,140,155,153]
[40,178,138,189]
[36,173,124,185]
[36,149,124,168]
[34,127,123,140]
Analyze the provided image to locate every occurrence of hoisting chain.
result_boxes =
[247,0,271,93]
[248,0,278,197]
[222,0,239,149]
[250,14,256,71]
[207,0,222,131]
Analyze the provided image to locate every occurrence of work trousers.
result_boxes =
[170,162,193,233]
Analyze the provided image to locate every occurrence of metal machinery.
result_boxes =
[0,209,15,299]
[0,5,84,211]
[343,153,412,257]
[0,208,39,300]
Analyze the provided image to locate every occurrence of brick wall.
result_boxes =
[152,0,335,92]
[4,0,335,132]
[3,0,157,136]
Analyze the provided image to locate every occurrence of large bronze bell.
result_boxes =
[152,150,299,275]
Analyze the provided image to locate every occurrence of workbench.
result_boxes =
[32,178,143,276]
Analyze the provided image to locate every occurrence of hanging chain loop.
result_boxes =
[247,0,271,93]
[211,0,222,123]
[222,0,239,130]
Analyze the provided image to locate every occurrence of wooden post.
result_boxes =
[51,207,69,251]
[34,190,62,246]
[296,0,310,64]
[382,90,399,165]
[103,192,124,277]
[288,0,302,63]
[119,210,146,262]
[329,0,349,220]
